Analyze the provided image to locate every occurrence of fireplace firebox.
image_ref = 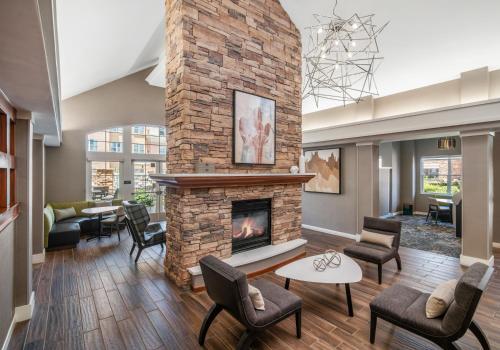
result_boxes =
[232,199,272,254]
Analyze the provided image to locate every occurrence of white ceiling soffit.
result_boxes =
[280,0,500,114]
[56,0,165,100]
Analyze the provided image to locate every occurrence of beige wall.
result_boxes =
[0,222,15,346]
[303,67,500,132]
[32,137,45,255]
[45,69,165,202]
[493,136,500,243]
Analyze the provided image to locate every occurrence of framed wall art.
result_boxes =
[304,148,341,194]
[233,90,276,165]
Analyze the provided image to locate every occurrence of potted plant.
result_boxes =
[134,189,155,211]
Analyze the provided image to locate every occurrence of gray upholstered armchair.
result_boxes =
[344,216,402,284]
[370,263,493,350]
[198,255,302,350]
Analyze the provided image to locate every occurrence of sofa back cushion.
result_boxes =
[49,201,92,216]
[54,207,77,222]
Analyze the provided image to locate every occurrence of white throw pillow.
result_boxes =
[426,279,458,318]
[248,284,265,311]
[360,229,394,248]
[54,207,77,222]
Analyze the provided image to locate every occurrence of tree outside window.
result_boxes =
[421,156,462,195]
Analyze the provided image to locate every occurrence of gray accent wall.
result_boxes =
[302,144,358,234]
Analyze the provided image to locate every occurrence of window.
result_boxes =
[87,128,123,153]
[131,125,167,155]
[90,161,120,200]
[133,143,145,154]
[421,156,462,195]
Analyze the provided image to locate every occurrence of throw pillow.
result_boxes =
[426,279,458,318]
[54,207,77,222]
[360,229,394,248]
[248,284,265,311]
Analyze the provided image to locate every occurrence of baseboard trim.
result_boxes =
[32,250,45,264]
[14,291,35,323]
[493,242,500,249]
[459,254,494,267]
[1,318,16,350]
[302,224,357,240]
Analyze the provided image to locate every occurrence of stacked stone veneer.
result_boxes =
[165,0,302,287]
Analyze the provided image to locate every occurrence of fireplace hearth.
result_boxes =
[232,199,272,254]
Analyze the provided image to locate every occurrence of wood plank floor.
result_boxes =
[9,229,500,350]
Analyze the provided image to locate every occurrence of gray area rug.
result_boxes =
[387,215,461,258]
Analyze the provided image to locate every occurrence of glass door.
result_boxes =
[133,161,167,213]
[90,161,121,200]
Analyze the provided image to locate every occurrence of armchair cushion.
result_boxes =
[370,283,445,336]
[344,242,396,264]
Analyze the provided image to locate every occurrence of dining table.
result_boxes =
[82,205,121,241]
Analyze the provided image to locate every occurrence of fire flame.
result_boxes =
[233,217,264,239]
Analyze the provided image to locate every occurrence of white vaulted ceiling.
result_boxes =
[56,0,500,115]
[56,0,164,100]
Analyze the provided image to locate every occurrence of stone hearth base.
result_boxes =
[188,238,307,290]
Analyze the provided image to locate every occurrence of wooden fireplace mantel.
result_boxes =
[149,173,316,189]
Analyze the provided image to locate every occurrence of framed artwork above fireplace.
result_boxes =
[233,90,276,165]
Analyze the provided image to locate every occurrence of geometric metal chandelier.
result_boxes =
[302,0,388,106]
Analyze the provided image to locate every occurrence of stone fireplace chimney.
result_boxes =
[164,0,304,288]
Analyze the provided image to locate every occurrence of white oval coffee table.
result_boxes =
[275,253,362,316]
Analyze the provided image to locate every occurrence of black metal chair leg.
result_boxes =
[161,243,164,251]
[370,312,377,344]
[236,330,256,350]
[117,223,121,241]
[129,244,136,256]
[295,309,301,339]
[378,264,382,284]
[469,320,490,350]
[198,304,223,346]
[345,283,354,317]
[135,248,143,263]
[395,254,402,271]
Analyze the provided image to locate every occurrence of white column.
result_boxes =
[356,142,379,233]
[460,130,494,266]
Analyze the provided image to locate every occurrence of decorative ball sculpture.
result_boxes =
[313,249,342,271]
[290,165,299,174]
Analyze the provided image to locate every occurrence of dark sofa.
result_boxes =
[44,200,122,249]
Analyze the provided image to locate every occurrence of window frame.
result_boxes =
[420,155,462,196]
[87,127,124,153]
